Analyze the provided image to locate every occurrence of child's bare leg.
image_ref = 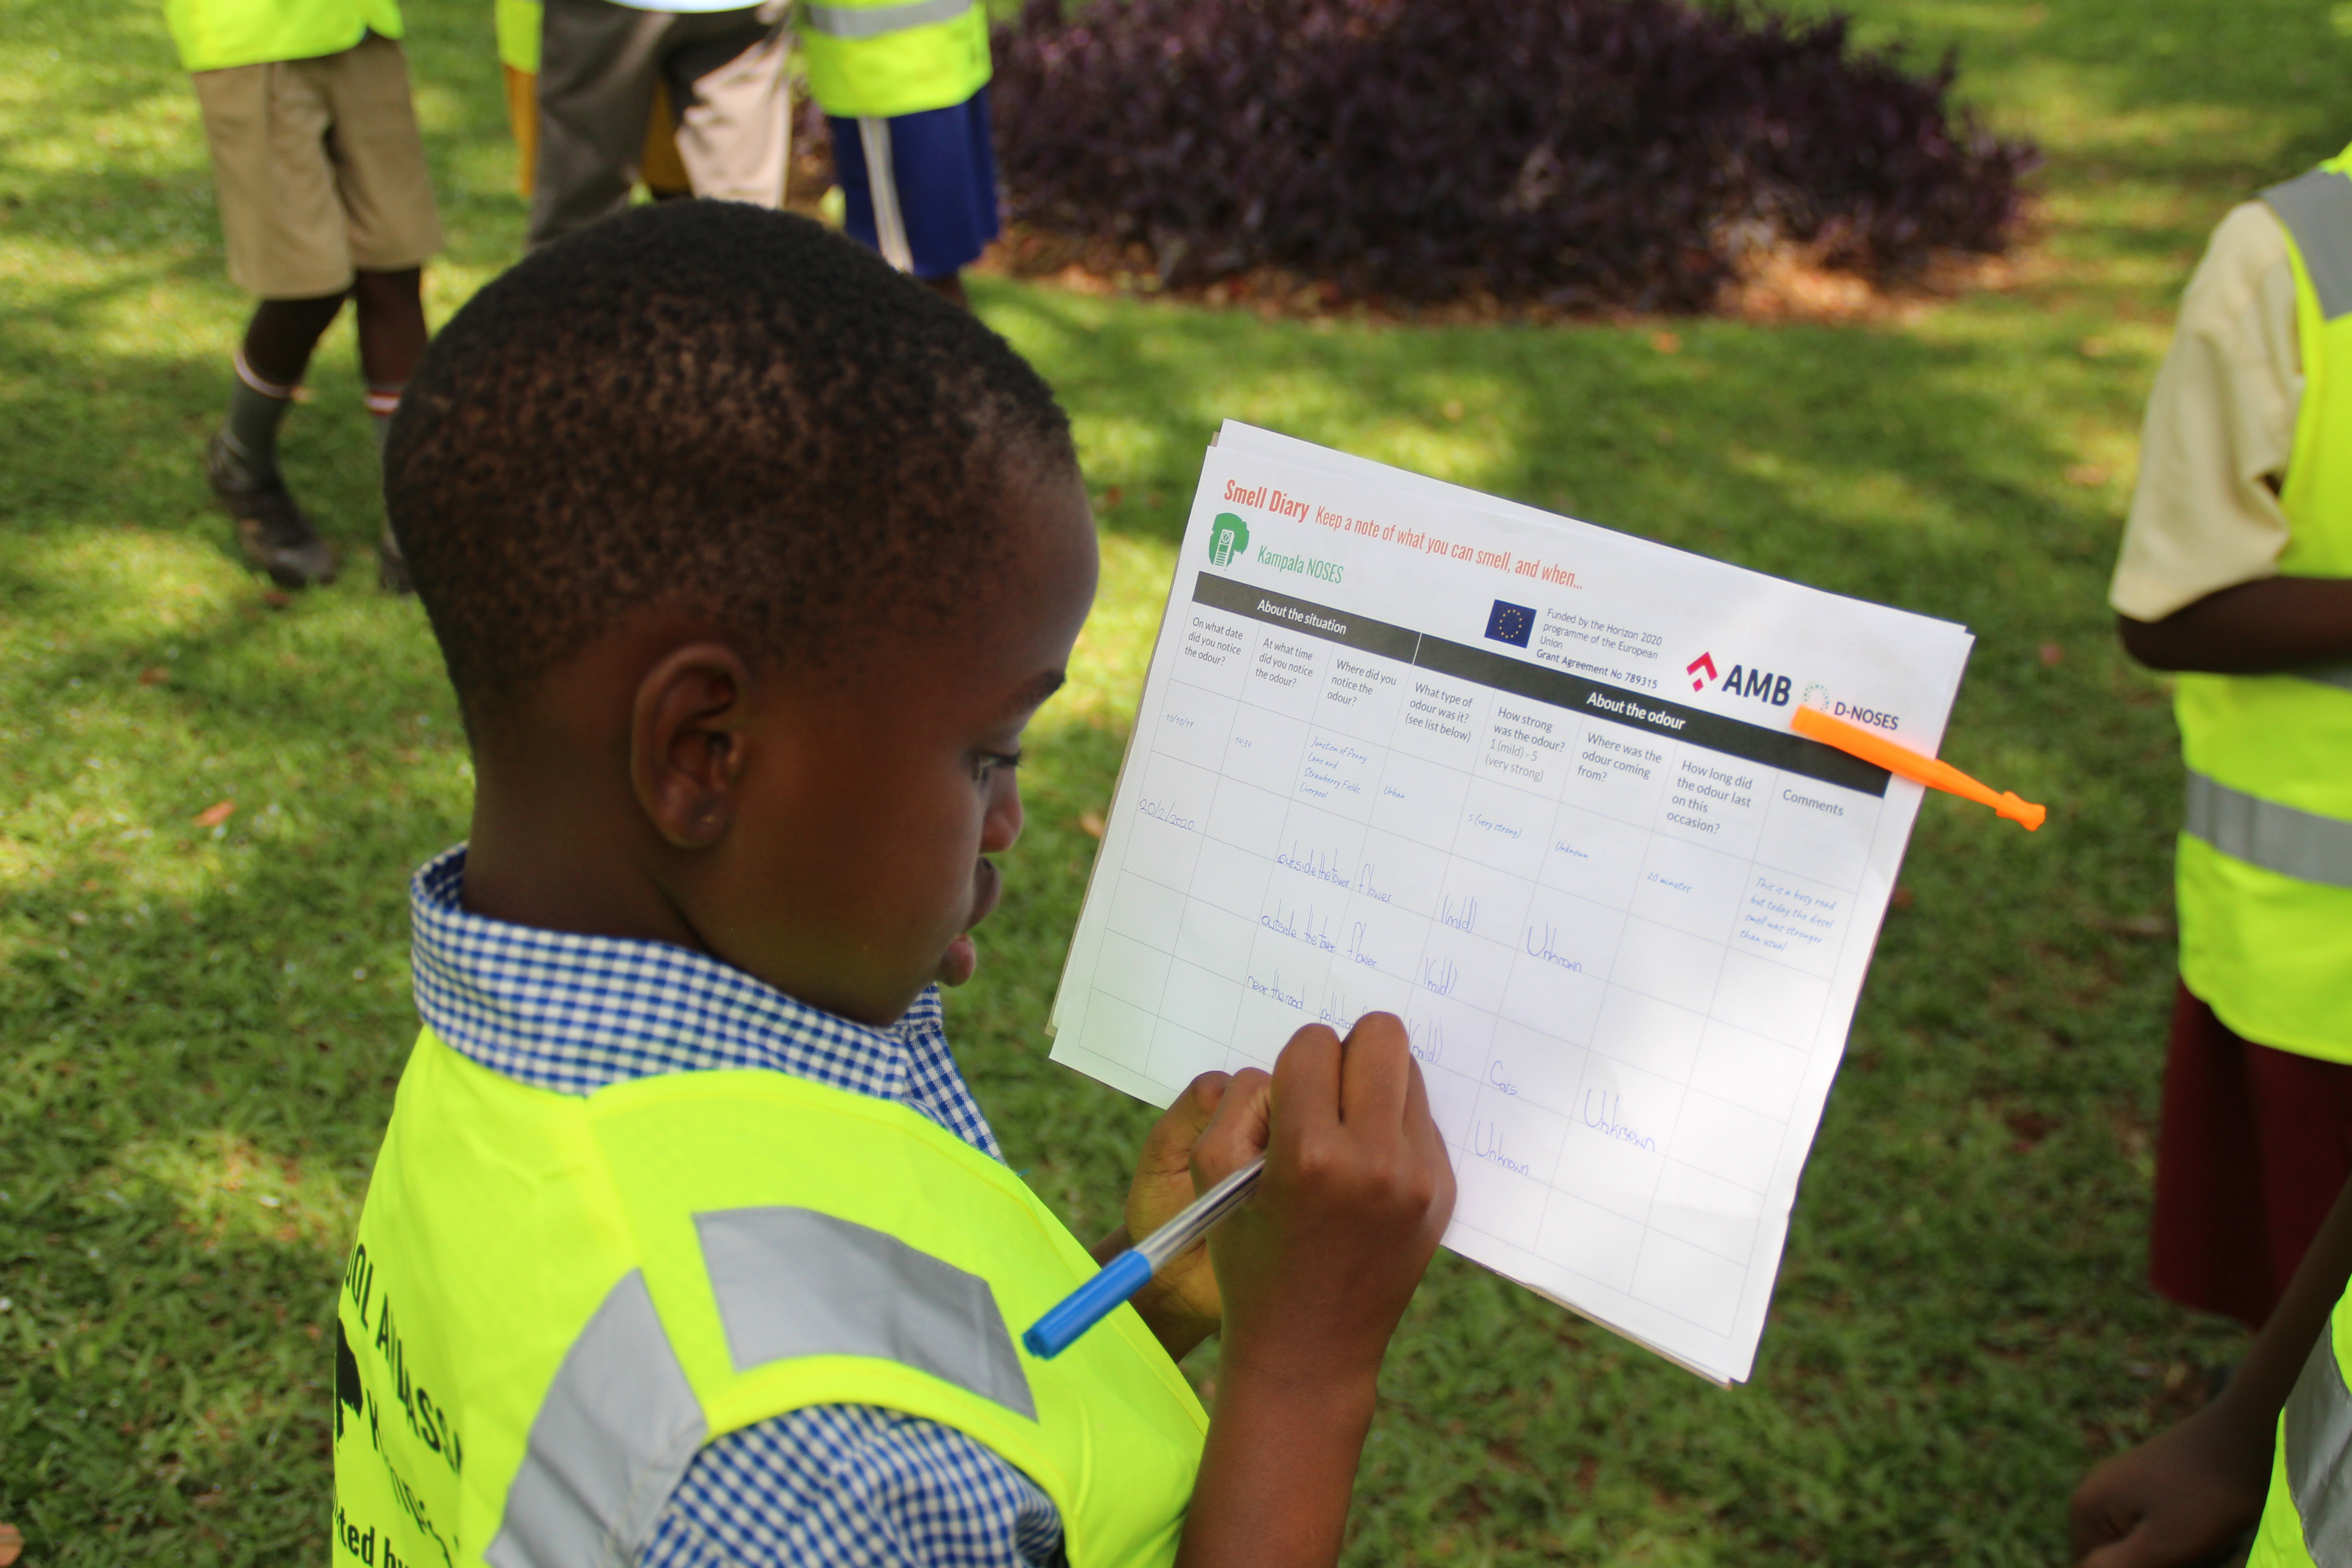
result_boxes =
[352,266,427,590]
[353,266,426,391]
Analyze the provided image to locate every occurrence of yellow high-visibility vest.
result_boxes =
[2173,142,2352,1062]
[494,0,538,75]
[331,1029,1206,1566]
[2248,1283,2352,1564]
[797,0,990,120]
[165,0,405,73]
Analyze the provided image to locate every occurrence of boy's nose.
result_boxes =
[981,776,1024,853]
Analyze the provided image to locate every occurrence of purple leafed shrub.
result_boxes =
[990,0,2039,310]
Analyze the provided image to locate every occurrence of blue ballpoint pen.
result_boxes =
[1022,1154,1266,1359]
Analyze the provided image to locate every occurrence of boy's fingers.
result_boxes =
[1404,1056,1458,1230]
[1184,1068,1233,1119]
[1191,1066,1274,1187]
[1270,1023,1343,1146]
[1162,1070,1232,1144]
[1401,1047,1432,1129]
[1335,1011,1411,1131]
[1402,1055,1449,1172]
[1137,1071,1233,1178]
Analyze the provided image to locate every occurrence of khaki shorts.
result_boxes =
[191,33,443,298]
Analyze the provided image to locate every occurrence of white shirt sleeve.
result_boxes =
[2109,200,2303,622]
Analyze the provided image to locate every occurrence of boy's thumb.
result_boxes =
[1190,1066,1274,1187]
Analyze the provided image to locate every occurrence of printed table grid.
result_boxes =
[1080,597,1886,1336]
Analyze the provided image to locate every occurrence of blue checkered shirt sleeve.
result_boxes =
[643,1406,1067,1568]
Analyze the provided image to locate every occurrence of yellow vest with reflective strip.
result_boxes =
[2173,142,2352,1062]
[797,0,990,120]
[494,0,538,75]
[165,0,405,73]
[329,1029,1205,1568]
[2249,1285,2352,1566]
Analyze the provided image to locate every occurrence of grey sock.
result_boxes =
[219,374,293,489]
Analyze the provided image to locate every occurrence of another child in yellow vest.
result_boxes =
[333,200,1457,1568]
[165,0,441,592]
[2108,146,2352,1335]
[495,0,693,205]
[2071,1174,2352,1567]
[522,0,794,248]
[799,0,998,306]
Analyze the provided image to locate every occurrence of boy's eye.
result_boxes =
[974,749,1023,783]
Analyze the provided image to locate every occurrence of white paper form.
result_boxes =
[1047,428,1974,1384]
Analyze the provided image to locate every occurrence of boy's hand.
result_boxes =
[2068,1406,2269,1568]
[1098,1071,1234,1361]
[1196,1012,1455,1386]
[1176,1012,1455,1568]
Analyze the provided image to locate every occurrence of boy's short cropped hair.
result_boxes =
[384,201,1076,720]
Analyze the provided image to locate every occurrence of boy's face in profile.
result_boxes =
[686,466,1100,1027]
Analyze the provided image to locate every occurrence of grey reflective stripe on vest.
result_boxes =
[2306,662,2352,696]
[2185,771,2352,890]
[2264,167,2352,323]
[800,0,972,39]
[2288,1326,2352,1562]
[487,1271,708,1568]
[696,1206,1036,1420]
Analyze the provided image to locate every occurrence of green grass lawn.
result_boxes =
[3,0,2344,1561]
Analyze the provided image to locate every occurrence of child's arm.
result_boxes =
[2118,575,2352,673]
[1172,1013,1456,1568]
[2070,1172,2352,1566]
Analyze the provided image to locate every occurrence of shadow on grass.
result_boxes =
[0,569,460,1558]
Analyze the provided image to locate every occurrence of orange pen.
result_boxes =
[1792,706,2047,832]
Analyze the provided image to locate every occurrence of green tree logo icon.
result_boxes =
[1210,512,1250,567]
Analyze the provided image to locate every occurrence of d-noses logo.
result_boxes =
[1799,681,1903,733]
[1686,651,1792,707]
[1209,512,1250,568]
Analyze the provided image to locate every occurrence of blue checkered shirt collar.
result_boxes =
[407,844,1003,1160]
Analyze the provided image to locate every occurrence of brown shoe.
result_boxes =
[206,433,338,589]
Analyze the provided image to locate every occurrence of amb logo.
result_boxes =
[1685,651,1791,706]
[1209,512,1250,568]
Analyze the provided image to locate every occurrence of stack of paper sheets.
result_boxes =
[1048,424,1974,1385]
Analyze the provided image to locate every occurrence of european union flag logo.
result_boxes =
[1485,600,1535,649]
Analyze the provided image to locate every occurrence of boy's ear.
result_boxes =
[629,642,755,849]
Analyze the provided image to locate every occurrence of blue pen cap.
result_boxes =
[1023,1249,1156,1360]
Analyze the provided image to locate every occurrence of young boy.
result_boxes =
[332,200,1455,1568]
[167,0,441,591]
